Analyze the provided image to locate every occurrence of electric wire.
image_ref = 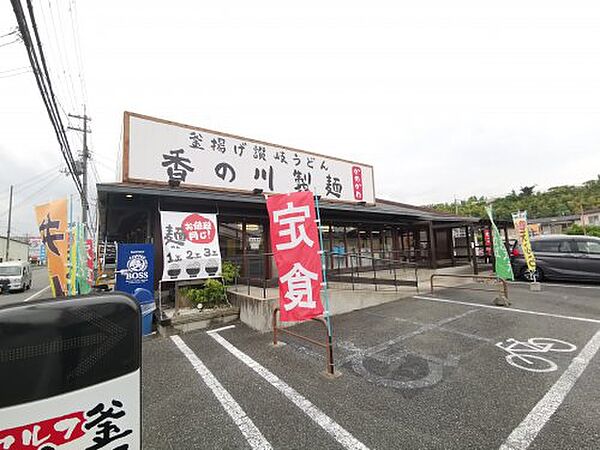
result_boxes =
[37,0,79,121]
[0,65,30,74]
[10,0,83,197]
[0,29,18,39]
[0,38,21,48]
[0,69,32,78]
[0,173,63,219]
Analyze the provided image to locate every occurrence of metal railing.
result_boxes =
[224,251,419,298]
[429,273,510,305]
[272,307,335,376]
[327,252,419,292]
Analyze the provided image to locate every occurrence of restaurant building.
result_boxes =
[97,112,479,286]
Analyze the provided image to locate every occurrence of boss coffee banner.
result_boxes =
[116,243,155,302]
[267,191,324,322]
[160,211,222,282]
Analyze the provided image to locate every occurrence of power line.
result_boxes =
[0,28,18,39]
[0,68,32,79]
[0,38,21,48]
[0,65,30,74]
[69,0,87,103]
[0,165,62,199]
[0,173,62,219]
[10,0,83,198]
[37,1,80,121]
[22,0,78,180]
[46,0,79,112]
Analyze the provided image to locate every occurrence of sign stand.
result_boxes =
[314,194,337,377]
[313,194,333,340]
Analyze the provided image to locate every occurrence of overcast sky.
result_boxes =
[1,0,600,236]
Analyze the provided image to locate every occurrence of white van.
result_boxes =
[0,261,32,292]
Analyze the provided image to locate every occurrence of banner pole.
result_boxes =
[68,195,74,296]
[314,193,333,337]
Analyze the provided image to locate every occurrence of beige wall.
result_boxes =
[583,212,600,226]
[0,237,29,262]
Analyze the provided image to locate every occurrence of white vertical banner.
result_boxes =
[160,211,222,282]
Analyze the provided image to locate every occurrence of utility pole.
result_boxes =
[5,185,13,262]
[68,107,91,238]
[580,201,587,236]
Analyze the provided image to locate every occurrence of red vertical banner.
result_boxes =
[352,166,363,201]
[85,239,95,286]
[267,191,324,322]
[483,228,492,256]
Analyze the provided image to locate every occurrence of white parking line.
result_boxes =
[206,324,236,334]
[209,331,370,450]
[500,329,600,450]
[414,295,600,324]
[170,335,272,450]
[509,281,600,290]
[24,285,50,302]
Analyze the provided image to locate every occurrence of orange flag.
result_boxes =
[35,198,69,297]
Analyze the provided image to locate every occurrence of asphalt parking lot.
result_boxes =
[0,267,50,307]
[142,282,600,449]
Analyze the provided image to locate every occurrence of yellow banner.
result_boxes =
[35,198,69,297]
[512,211,536,272]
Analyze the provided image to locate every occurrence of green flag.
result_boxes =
[485,206,514,281]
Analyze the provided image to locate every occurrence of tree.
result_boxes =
[519,185,536,197]
[429,175,600,220]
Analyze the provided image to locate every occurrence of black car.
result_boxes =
[511,234,600,282]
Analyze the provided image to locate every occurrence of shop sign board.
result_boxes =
[159,211,222,282]
[28,237,41,261]
[123,112,375,204]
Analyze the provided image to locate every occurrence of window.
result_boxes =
[331,226,347,270]
[575,240,600,255]
[558,240,572,253]
[531,240,572,253]
[219,222,244,260]
[532,241,559,252]
[0,266,21,276]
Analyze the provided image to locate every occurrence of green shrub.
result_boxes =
[566,224,600,238]
[181,287,200,306]
[181,279,226,308]
[221,261,240,284]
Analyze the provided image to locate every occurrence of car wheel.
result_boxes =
[522,267,543,282]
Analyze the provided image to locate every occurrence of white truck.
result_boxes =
[0,261,32,293]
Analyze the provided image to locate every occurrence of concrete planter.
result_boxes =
[158,305,240,335]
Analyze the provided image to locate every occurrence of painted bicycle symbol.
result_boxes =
[496,337,577,373]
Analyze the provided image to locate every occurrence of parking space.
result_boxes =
[142,283,600,449]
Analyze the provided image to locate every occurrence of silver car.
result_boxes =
[511,234,600,282]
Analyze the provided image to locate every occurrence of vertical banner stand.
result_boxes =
[314,194,335,376]
[68,195,74,296]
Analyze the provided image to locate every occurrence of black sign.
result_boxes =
[0,294,141,409]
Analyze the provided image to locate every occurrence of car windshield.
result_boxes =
[0,266,21,276]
